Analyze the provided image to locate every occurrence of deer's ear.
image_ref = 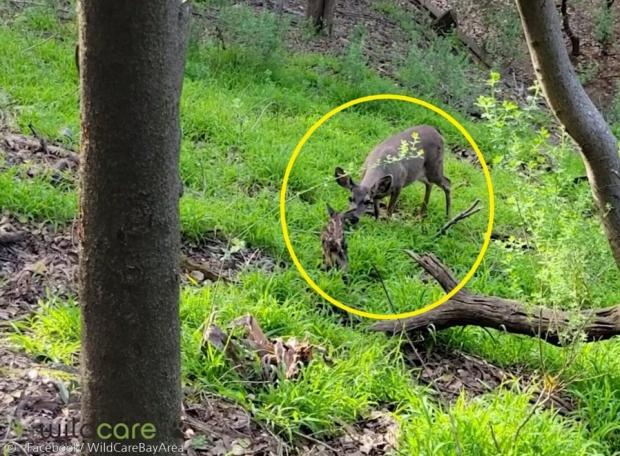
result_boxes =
[372,175,392,196]
[335,167,355,190]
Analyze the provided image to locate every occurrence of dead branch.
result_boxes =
[435,199,481,237]
[371,252,620,346]
[27,123,49,154]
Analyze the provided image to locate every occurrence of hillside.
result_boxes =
[1,1,620,455]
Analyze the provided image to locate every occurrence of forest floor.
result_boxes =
[1,130,570,454]
[2,0,620,455]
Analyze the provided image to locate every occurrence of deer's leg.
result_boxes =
[373,199,380,219]
[387,189,401,217]
[421,182,432,216]
[440,176,451,217]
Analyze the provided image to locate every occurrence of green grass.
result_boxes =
[3,2,620,454]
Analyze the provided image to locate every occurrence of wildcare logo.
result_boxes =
[34,418,162,440]
[4,419,186,455]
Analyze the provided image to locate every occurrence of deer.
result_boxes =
[334,125,451,224]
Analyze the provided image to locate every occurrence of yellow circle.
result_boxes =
[279,94,495,320]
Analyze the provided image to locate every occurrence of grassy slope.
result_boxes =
[2,3,620,455]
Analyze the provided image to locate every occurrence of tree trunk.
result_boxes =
[77,1,190,454]
[371,252,620,345]
[306,0,336,33]
[560,0,580,56]
[515,0,620,269]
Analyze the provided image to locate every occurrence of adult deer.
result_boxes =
[335,125,451,224]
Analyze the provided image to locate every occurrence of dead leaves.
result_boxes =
[404,344,574,415]
[181,236,276,286]
[0,347,79,449]
[203,315,330,383]
[0,215,78,320]
[1,132,79,186]
[300,410,398,456]
[0,212,278,319]
[182,396,285,456]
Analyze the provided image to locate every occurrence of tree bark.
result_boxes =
[371,252,620,346]
[515,0,620,269]
[306,0,336,33]
[78,1,190,454]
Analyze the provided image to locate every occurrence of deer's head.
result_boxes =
[334,166,392,224]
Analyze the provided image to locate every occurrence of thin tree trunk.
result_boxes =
[78,1,190,454]
[371,253,620,345]
[322,0,336,34]
[306,0,322,28]
[560,0,580,56]
[515,0,620,269]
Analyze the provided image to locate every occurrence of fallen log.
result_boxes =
[371,251,620,346]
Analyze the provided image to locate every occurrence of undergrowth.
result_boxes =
[2,2,620,454]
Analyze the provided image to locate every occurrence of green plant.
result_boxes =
[341,25,368,84]
[594,2,615,47]
[482,4,526,66]
[577,61,600,85]
[216,4,287,64]
[475,71,551,170]
[605,82,620,125]
[398,29,484,111]
[10,297,81,364]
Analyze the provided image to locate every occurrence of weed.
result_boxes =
[594,3,615,48]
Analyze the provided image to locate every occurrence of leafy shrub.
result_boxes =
[475,71,551,169]
[340,25,369,85]
[605,82,620,126]
[398,29,484,111]
[475,72,619,313]
[594,3,615,47]
[577,61,600,85]
[216,4,287,64]
[482,4,526,66]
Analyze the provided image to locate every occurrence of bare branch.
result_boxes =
[435,199,481,237]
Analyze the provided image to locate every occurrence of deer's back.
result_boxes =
[361,125,444,189]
